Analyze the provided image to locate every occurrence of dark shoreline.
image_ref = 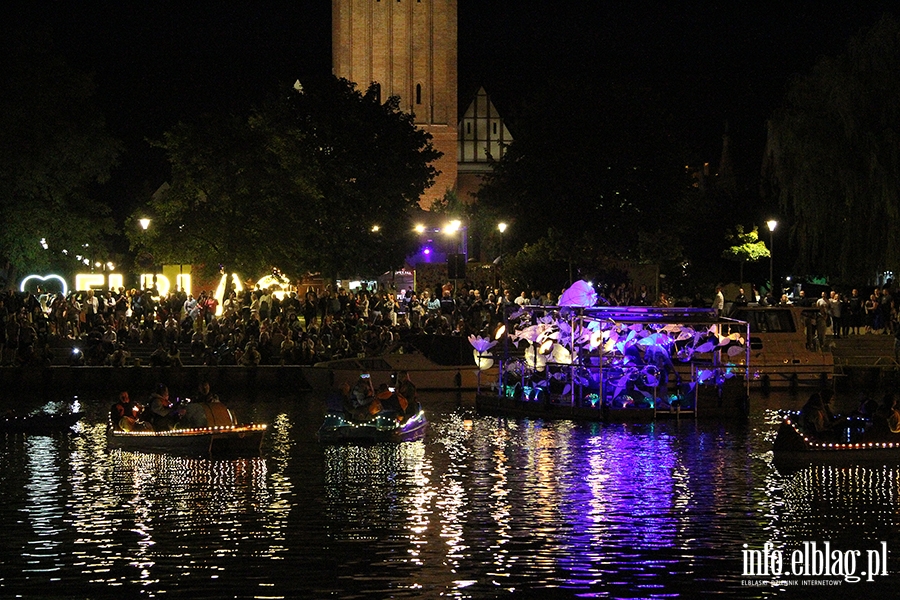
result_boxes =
[0,365,313,398]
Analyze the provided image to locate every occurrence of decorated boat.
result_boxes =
[0,411,83,434]
[474,281,752,423]
[317,405,428,443]
[772,415,900,461]
[107,423,267,457]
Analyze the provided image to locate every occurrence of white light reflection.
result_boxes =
[22,436,66,574]
[321,438,434,592]
[53,422,288,588]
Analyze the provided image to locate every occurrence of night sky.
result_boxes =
[6,1,899,214]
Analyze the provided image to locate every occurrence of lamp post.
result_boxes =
[766,219,777,295]
[497,222,507,289]
[138,218,154,292]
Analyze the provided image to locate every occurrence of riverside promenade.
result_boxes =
[830,330,900,389]
[1,332,898,398]
[0,338,312,397]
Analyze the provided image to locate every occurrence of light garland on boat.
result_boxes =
[114,424,267,437]
[783,418,897,450]
[327,411,425,431]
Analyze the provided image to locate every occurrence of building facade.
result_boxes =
[332,0,458,206]
[457,86,512,203]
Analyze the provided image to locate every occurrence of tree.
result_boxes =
[764,15,900,281]
[475,78,687,263]
[133,77,439,281]
[721,225,769,285]
[0,45,121,285]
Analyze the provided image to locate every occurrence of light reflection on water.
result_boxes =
[0,391,898,598]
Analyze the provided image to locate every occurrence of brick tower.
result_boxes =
[332,0,458,207]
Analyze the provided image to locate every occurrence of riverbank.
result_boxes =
[2,332,898,400]
[0,364,312,398]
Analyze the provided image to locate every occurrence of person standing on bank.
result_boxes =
[712,286,725,316]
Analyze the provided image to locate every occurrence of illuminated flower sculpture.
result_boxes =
[498,292,749,409]
[468,334,498,371]
[559,280,598,307]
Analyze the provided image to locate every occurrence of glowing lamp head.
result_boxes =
[139,218,151,230]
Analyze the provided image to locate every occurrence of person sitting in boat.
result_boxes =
[330,381,353,413]
[800,392,838,438]
[179,381,236,429]
[110,391,152,431]
[147,384,185,431]
[397,370,417,416]
[351,375,375,406]
[196,380,219,404]
[368,383,393,415]
[868,393,900,439]
[347,374,376,420]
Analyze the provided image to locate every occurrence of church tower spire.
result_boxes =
[332,0,458,206]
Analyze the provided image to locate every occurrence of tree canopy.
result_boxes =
[721,225,769,285]
[133,77,439,280]
[475,79,687,263]
[764,15,900,282]
[0,45,121,285]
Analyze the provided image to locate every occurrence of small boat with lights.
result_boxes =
[107,423,267,457]
[773,415,900,461]
[1,411,83,434]
[317,404,428,443]
[107,394,266,457]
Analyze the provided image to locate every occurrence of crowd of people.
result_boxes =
[0,281,582,368]
[4,280,900,368]
[714,284,900,352]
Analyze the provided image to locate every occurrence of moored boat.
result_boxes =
[107,423,267,457]
[317,405,428,443]
[728,306,834,390]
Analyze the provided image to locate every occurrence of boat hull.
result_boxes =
[475,393,693,423]
[317,410,428,443]
[107,424,266,457]
[773,419,900,462]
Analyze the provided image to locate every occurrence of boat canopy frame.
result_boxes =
[482,304,751,416]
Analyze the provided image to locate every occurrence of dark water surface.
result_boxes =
[1,390,899,599]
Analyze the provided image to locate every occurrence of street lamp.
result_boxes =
[444,219,467,258]
[138,218,154,292]
[497,222,507,289]
[766,219,777,295]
